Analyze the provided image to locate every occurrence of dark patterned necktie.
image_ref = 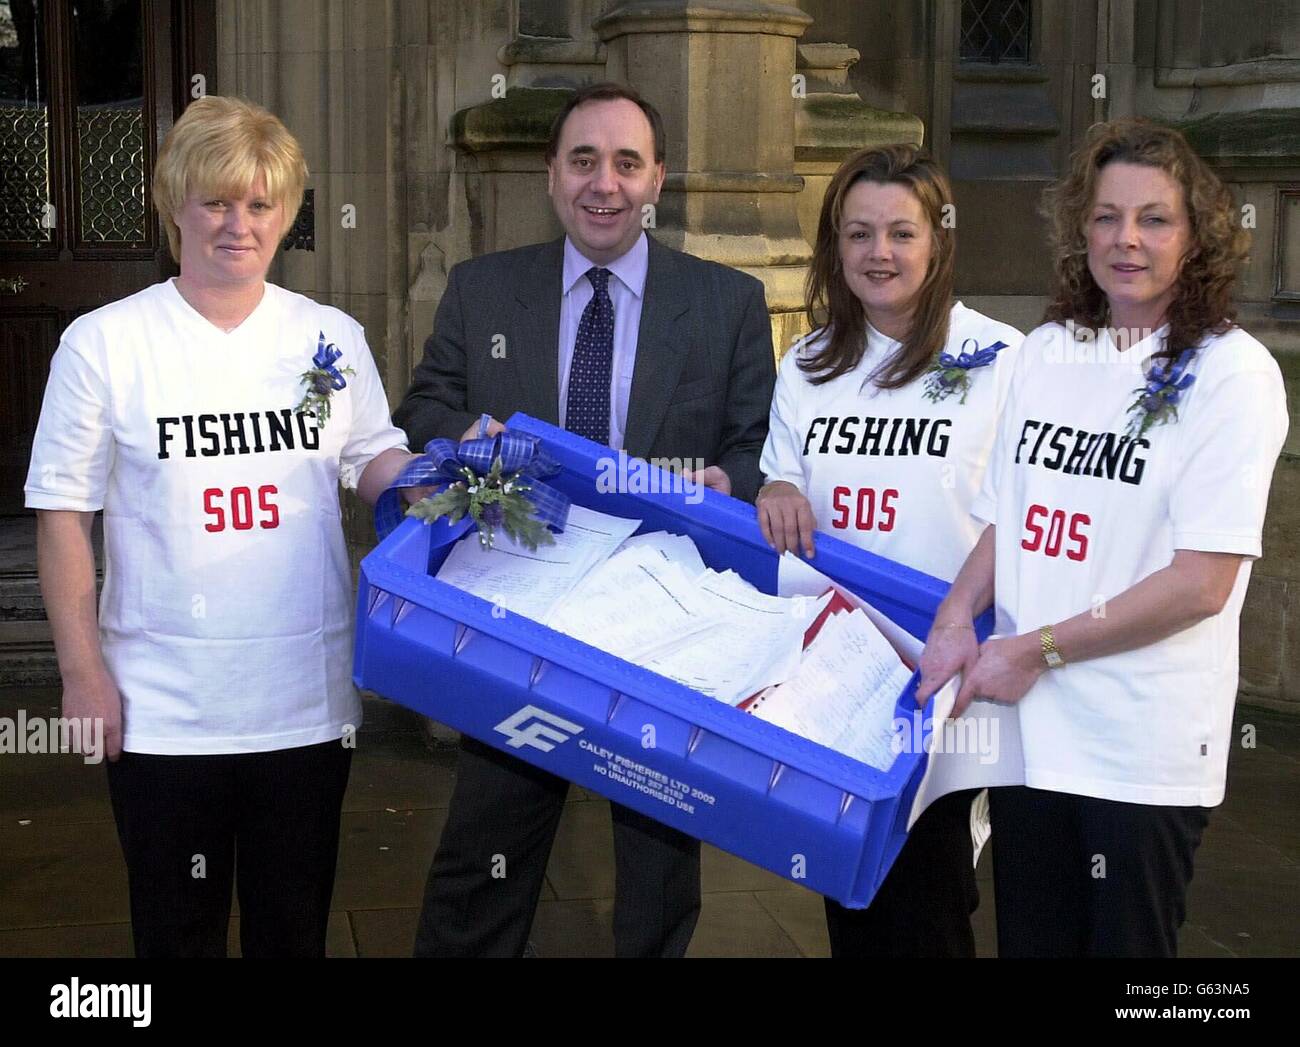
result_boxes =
[565,267,614,445]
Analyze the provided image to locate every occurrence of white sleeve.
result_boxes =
[338,323,408,491]
[24,337,113,512]
[1169,366,1289,558]
[759,350,810,489]
[971,340,1030,526]
[970,417,1008,526]
[992,327,1025,416]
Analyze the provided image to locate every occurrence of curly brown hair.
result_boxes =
[1042,118,1249,357]
[801,144,956,387]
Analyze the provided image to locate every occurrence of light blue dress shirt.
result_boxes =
[557,232,649,451]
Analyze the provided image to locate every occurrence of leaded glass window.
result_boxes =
[960,0,1031,64]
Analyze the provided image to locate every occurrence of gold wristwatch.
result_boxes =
[1039,624,1064,668]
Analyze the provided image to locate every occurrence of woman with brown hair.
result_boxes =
[916,118,1288,956]
[757,144,1024,956]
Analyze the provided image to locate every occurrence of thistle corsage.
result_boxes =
[923,338,1008,404]
[374,416,571,551]
[296,331,355,426]
[410,455,556,551]
[1125,347,1197,439]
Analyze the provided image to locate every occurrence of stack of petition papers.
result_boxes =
[434,506,826,704]
[434,503,640,622]
[435,505,912,771]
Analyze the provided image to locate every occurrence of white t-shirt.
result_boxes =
[761,303,1025,805]
[761,301,1023,582]
[972,322,1289,807]
[25,279,407,755]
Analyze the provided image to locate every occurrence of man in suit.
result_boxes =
[395,82,775,958]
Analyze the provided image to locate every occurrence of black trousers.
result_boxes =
[824,787,980,958]
[105,740,352,958]
[988,785,1210,957]
[415,735,701,957]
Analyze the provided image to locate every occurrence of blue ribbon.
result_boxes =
[937,338,1008,371]
[375,415,571,540]
[312,331,349,391]
[1143,347,1197,406]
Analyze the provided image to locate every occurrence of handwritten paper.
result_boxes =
[751,609,912,771]
[644,572,828,705]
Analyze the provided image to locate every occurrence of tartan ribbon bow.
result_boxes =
[374,421,571,541]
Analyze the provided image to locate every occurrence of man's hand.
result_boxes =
[459,416,505,443]
[951,633,1045,717]
[63,670,123,763]
[683,465,731,497]
[756,480,816,558]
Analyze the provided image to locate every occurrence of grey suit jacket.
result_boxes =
[394,234,776,503]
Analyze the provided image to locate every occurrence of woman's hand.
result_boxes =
[916,623,980,707]
[402,485,436,505]
[952,633,1045,716]
[62,669,123,763]
[357,448,425,508]
[756,481,817,558]
[916,527,998,710]
[36,510,121,761]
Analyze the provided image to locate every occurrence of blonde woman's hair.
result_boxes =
[152,96,308,262]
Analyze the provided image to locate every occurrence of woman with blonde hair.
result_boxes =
[26,96,419,957]
[757,144,1024,956]
[917,118,1288,956]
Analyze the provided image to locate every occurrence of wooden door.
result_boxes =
[0,0,213,514]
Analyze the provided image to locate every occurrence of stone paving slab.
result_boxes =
[0,692,1295,957]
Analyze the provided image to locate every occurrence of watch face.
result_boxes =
[1045,650,1063,668]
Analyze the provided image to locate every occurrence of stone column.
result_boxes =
[791,42,923,256]
[594,0,814,354]
[498,0,608,88]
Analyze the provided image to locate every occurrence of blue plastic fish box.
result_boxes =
[355,414,963,908]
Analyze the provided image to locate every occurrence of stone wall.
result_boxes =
[217,0,520,416]
[215,0,1300,706]
[1109,0,1300,709]
[797,0,1300,708]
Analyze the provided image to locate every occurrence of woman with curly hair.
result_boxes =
[916,118,1289,956]
[757,144,1023,956]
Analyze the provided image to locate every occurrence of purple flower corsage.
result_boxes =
[1125,348,1196,439]
[296,331,355,426]
[923,338,1008,404]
